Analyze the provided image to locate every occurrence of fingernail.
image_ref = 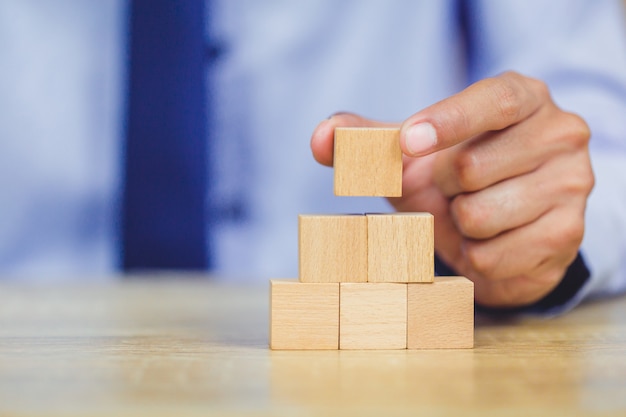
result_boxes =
[405,123,437,156]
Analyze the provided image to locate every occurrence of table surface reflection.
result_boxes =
[0,278,625,416]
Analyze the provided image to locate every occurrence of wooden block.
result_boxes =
[407,276,474,349]
[270,279,339,350]
[367,213,434,283]
[299,214,367,283]
[340,283,407,349]
[334,127,402,197]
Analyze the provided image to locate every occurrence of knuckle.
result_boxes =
[586,165,596,193]
[451,149,481,192]
[451,195,490,238]
[547,215,584,251]
[491,75,524,123]
[556,152,595,197]
[530,77,551,102]
[566,168,595,196]
[561,112,591,148]
[562,218,585,247]
[464,241,497,278]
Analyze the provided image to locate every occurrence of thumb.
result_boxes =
[311,112,398,167]
[399,72,543,157]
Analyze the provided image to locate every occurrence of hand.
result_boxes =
[310,72,594,308]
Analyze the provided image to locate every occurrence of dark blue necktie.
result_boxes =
[122,1,210,270]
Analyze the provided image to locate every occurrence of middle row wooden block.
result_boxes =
[299,213,434,283]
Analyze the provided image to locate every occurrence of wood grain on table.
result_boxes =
[0,278,625,416]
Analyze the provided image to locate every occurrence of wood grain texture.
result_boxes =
[270,279,339,350]
[407,276,474,349]
[2,280,626,415]
[367,213,434,283]
[299,214,367,283]
[340,283,407,350]
[334,127,402,197]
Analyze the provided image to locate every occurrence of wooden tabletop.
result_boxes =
[1,278,625,416]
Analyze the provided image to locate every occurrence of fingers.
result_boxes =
[310,112,397,167]
[399,71,548,157]
[440,203,583,307]
[439,144,592,306]
[433,127,544,198]
[449,172,550,240]
[460,205,585,283]
[447,148,593,240]
[434,110,591,197]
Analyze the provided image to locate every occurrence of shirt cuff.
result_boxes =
[434,252,591,316]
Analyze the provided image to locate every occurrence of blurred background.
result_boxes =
[1,0,625,284]
[0,1,455,281]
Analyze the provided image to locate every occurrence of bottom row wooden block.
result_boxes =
[269,280,339,350]
[270,277,474,350]
[340,283,406,349]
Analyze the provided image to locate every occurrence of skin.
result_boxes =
[310,71,594,308]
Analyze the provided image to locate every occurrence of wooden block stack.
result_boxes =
[270,127,474,350]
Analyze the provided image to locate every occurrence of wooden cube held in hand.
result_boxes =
[334,128,402,197]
